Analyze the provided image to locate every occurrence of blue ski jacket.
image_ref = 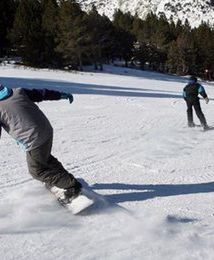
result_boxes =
[183,83,207,100]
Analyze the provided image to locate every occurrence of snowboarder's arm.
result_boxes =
[198,84,209,103]
[198,84,207,99]
[23,89,73,103]
[23,89,61,102]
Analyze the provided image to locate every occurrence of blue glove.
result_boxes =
[61,93,73,103]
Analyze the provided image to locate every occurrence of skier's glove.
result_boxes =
[205,97,209,104]
[61,93,73,103]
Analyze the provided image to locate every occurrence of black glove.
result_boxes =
[61,93,73,103]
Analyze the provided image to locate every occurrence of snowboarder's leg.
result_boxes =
[193,99,208,129]
[186,100,194,127]
[26,136,81,192]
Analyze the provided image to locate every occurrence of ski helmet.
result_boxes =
[188,76,197,84]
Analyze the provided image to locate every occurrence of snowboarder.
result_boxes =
[0,84,82,203]
[183,76,209,130]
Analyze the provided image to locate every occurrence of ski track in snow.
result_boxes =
[1,65,214,259]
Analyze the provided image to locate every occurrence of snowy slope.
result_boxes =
[77,0,214,27]
[1,64,214,259]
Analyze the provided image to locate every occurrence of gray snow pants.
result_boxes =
[26,137,77,189]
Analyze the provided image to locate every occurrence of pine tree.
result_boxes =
[176,33,196,74]
[141,13,159,44]
[193,23,214,78]
[175,19,184,38]
[84,6,115,70]
[56,0,87,70]
[99,15,116,65]
[166,32,196,75]
[113,10,134,32]
[112,9,135,67]
[166,41,181,74]
[132,15,144,41]
[155,14,176,47]
[0,0,17,57]
[10,0,43,66]
[40,0,59,67]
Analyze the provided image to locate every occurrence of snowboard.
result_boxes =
[46,185,94,215]
[203,126,214,131]
[64,193,94,214]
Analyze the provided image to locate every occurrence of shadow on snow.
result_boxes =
[92,182,214,203]
[0,76,182,99]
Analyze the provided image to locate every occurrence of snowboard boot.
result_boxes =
[45,181,82,205]
[63,181,82,202]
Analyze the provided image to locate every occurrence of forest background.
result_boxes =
[1,0,214,79]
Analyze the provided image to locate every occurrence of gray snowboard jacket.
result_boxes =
[0,87,62,151]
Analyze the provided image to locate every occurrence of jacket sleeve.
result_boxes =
[198,84,208,99]
[183,87,187,99]
[23,88,62,102]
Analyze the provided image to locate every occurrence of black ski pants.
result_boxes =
[26,136,77,189]
[185,98,207,126]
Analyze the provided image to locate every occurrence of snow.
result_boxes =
[1,64,214,259]
[77,0,214,28]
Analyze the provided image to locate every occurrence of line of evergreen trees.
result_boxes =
[1,0,214,79]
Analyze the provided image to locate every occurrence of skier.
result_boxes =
[183,76,209,130]
[0,84,82,204]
